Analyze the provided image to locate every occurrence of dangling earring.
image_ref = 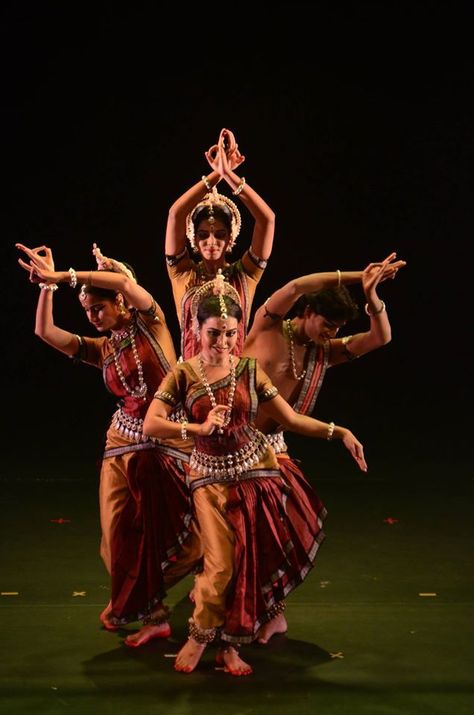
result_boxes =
[117,297,126,316]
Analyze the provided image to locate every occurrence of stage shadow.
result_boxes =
[82,633,333,695]
[83,595,333,697]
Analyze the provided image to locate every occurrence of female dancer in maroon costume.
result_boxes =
[143,277,367,675]
[17,242,197,646]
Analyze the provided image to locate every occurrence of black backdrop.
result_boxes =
[3,6,472,479]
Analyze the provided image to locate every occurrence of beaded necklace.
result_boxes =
[285,319,307,381]
[197,354,236,434]
[110,323,148,399]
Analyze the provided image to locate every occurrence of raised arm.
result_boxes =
[165,130,246,257]
[17,245,79,356]
[260,393,367,472]
[16,243,161,316]
[249,252,405,334]
[206,128,275,261]
[164,173,221,257]
[329,252,406,363]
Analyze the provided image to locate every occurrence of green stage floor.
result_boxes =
[1,459,473,715]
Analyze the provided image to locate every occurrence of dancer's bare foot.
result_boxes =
[216,646,252,676]
[256,613,288,644]
[124,622,171,648]
[174,638,206,673]
[99,601,119,632]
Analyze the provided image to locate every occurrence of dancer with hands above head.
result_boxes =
[16,241,199,647]
[165,127,275,358]
[244,251,406,425]
[243,251,406,643]
[142,271,367,676]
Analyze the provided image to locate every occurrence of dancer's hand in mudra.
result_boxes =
[198,405,229,435]
[16,243,56,283]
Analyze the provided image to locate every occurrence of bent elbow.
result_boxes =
[142,415,155,437]
[266,210,276,226]
[34,327,48,342]
[167,206,179,225]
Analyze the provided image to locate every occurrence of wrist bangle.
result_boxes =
[68,267,78,288]
[327,422,335,441]
[181,420,188,440]
[232,177,246,196]
[201,175,212,191]
[365,300,386,316]
[39,283,58,292]
[336,269,341,288]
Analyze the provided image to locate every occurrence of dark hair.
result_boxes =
[193,204,232,235]
[79,285,117,301]
[294,286,359,322]
[78,263,137,301]
[197,295,243,326]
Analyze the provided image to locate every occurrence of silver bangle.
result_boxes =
[365,300,386,316]
[201,175,212,191]
[181,420,188,440]
[327,422,335,441]
[68,267,78,288]
[39,283,58,292]
[232,177,246,196]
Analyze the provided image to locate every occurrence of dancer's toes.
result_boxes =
[174,638,206,673]
[257,613,287,644]
[124,622,171,648]
[99,601,120,632]
[217,647,253,676]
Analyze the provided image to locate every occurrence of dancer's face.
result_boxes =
[199,316,239,363]
[304,311,346,343]
[196,219,230,262]
[79,292,122,332]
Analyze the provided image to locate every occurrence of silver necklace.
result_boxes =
[285,319,307,381]
[198,354,236,434]
[111,324,148,399]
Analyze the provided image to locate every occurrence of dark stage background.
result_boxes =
[2,7,472,481]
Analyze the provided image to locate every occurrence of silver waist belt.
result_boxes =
[111,408,155,444]
[265,431,288,454]
[189,431,269,478]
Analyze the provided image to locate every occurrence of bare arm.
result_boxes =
[34,289,80,356]
[329,253,407,362]
[16,245,80,356]
[250,270,362,334]
[165,129,246,257]
[260,393,367,472]
[164,172,221,257]
[206,129,275,261]
[250,252,405,334]
[17,243,161,315]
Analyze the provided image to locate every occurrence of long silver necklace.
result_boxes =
[198,353,236,434]
[285,319,307,381]
[111,324,148,399]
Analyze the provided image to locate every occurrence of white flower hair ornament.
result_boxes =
[92,243,137,282]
